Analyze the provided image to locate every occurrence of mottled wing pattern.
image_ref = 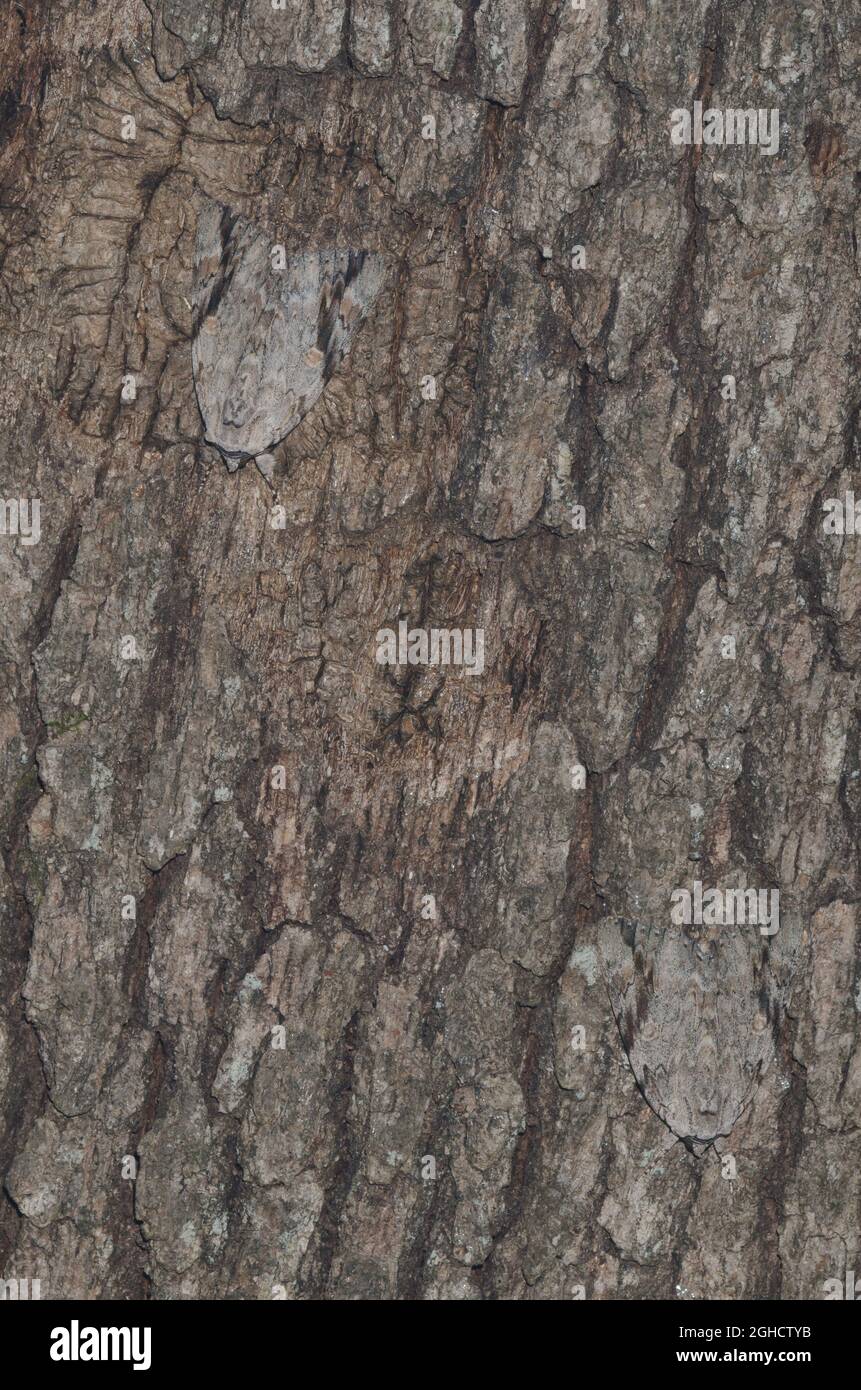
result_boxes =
[598,917,780,1149]
[192,201,384,460]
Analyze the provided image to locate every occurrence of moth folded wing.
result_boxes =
[707,946,777,1138]
[601,921,707,1142]
[213,253,345,451]
[270,253,344,433]
[276,249,386,425]
[216,304,292,457]
[191,205,285,457]
[194,306,270,459]
[597,916,637,987]
[222,331,268,432]
[192,213,272,459]
[191,210,385,462]
[245,248,385,452]
[638,1060,680,1132]
[619,990,696,1138]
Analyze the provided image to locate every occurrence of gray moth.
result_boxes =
[192,200,384,465]
[598,915,794,1152]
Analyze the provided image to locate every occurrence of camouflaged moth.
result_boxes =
[599,914,794,1153]
[192,200,384,466]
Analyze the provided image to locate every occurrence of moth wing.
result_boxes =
[192,203,384,459]
[599,916,780,1146]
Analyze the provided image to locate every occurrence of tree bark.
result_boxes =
[0,0,858,1300]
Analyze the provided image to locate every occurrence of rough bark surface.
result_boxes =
[0,0,859,1301]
